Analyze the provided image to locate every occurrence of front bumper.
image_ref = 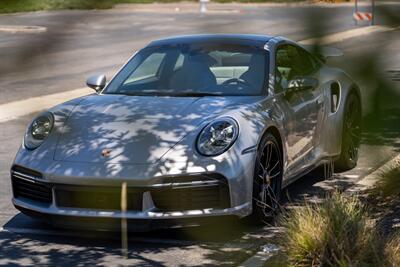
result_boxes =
[11,165,252,223]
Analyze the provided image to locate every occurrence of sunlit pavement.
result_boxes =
[0,2,399,266]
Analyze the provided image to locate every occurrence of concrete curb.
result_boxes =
[345,153,400,195]
[238,244,280,267]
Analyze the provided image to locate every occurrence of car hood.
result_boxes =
[54,94,261,164]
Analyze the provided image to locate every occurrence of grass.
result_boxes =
[271,161,400,267]
[385,232,400,267]
[371,163,400,198]
[279,193,385,267]
[0,0,305,14]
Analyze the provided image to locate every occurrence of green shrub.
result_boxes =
[280,193,385,267]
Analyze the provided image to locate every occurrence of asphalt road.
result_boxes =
[0,2,399,266]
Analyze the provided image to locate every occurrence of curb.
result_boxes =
[238,244,280,267]
[345,153,400,195]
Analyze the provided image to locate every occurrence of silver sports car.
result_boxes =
[11,34,361,229]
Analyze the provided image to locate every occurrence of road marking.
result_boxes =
[0,88,91,123]
[0,25,47,33]
[299,25,396,45]
[0,26,395,123]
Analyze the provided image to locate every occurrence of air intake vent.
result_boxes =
[12,167,52,205]
[151,183,230,211]
[330,83,340,113]
[55,185,143,211]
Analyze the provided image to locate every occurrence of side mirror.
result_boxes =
[86,74,106,92]
[286,76,318,93]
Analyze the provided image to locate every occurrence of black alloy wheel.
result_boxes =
[335,93,362,172]
[251,133,283,223]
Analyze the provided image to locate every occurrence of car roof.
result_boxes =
[147,34,274,48]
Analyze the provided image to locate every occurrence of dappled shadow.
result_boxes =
[374,201,400,239]
[0,212,266,266]
[362,108,400,152]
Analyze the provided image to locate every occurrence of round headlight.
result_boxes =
[24,112,54,150]
[197,117,239,156]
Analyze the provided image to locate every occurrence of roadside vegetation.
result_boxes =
[0,0,305,14]
[279,193,385,267]
[266,160,400,267]
[371,163,400,198]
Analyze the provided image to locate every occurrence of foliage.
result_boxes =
[372,164,400,198]
[279,193,385,267]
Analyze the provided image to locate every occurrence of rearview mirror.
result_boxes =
[286,77,318,93]
[86,74,106,92]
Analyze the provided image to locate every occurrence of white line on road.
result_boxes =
[0,88,92,123]
[299,25,396,46]
[0,25,47,33]
[0,25,396,123]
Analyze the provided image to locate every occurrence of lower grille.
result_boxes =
[12,176,52,205]
[55,185,143,211]
[152,183,230,211]
[11,167,231,212]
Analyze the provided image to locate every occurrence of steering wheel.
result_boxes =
[221,78,251,88]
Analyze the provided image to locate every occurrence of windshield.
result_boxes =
[104,43,269,96]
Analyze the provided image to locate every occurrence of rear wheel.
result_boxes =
[250,133,283,223]
[335,93,362,172]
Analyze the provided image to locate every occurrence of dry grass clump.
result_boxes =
[385,232,400,267]
[280,193,385,267]
[372,164,400,198]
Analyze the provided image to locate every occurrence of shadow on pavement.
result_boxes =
[362,108,400,153]
[1,213,262,266]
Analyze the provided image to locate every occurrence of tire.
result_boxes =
[335,93,362,172]
[249,133,283,224]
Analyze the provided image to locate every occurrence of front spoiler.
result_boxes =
[13,198,251,220]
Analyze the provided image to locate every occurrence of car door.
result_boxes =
[274,44,323,174]
[295,46,325,164]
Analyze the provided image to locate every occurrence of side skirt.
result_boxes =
[281,155,339,188]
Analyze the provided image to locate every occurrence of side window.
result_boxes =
[123,52,166,84]
[275,45,316,91]
[173,53,184,71]
[296,47,317,75]
[307,52,322,72]
[275,45,297,91]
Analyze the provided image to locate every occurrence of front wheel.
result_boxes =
[335,93,362,172]
[249,133,283,224]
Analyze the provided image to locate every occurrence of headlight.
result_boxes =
[197,117,239,156]
[24,112,54,150]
